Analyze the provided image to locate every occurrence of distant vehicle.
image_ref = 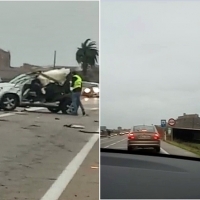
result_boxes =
[82,81,99,97]
[127,125,160,153]
[119,132,125,135]
[69,81,99,98]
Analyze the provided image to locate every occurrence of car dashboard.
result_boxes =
[101,149,200,199]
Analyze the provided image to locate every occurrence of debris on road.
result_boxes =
[63,124,72,127]
[21,127,29,129]
[36,135,43,138]
[79,129,99,134]
[29,124,40,127]
[55,117,60,120]
[63,124,85,129]
[0,119,9,122]
[94,120,99,122]
[91,166,98,169]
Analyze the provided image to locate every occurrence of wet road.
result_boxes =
[0,97,99,200]
[101,134,199,157]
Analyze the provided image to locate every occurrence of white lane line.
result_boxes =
[0,107,48,118]
[40,133,99,200]
[0,113,15,118]
[161,148,169,154]
[101,137,123,145]
[101,137,169,154]
[100,135,118,141]
[104,138,127,148]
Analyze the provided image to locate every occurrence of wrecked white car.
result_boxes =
[0,68,74,114]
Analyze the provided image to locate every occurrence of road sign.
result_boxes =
[168,128,172,134]
[168,118,176,126]
[161,119,166,127]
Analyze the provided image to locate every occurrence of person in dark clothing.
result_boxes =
[71,71,85,115]
[107,129,111,137]
[45,73,71,101]
[29,77,45,102]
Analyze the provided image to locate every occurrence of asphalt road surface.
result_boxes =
[0,97,99,200]
[101,134,199,158]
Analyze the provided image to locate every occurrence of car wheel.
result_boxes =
[1,94,19,111]
[155,147,160,153]
[60,99,74,114]
[47,107,60,113]
[128,146,132,152]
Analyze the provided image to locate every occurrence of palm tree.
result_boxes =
[76,39,98,76]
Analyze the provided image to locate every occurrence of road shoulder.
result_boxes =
[161,140,199,157]
[58,140,99,200]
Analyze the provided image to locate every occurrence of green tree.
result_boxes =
[76,39,98,76]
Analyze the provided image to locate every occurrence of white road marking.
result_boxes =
[104,138,127,148]
[161,148,169,154]
[0,113,15,118]
[101,137,123,144]
[40,133,99,200]
[0,107,46,118]
[100,134,118,141]
[101,137,170,155]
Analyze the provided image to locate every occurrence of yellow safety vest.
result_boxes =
[73,75,82,89]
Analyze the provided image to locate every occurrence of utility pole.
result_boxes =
[53,50,56,69]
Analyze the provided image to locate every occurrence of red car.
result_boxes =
[127,125,160,153]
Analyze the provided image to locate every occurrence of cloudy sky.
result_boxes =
[0,1,99,67]
[101,0,200,128]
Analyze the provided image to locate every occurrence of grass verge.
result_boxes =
[165,140,200,157]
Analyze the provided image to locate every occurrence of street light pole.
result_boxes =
[53,50,56,69]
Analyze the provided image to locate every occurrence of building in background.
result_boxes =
[175,113,200,129]
[0,48,99,82]
[100,126,107,131]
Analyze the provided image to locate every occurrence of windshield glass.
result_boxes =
[100,0,200,159]
[9,74,33,85]
[133,125,155,132]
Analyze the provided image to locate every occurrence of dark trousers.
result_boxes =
[72,91,84,114]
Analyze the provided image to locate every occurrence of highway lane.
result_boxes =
[101,134,199,157]
[0,97,99,200]
[101,135,168,154]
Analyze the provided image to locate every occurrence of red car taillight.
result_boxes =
[128,132,135,140]
[154,133,160,140]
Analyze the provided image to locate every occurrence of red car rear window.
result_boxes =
[133,125,155,132]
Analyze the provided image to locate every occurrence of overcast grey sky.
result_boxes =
[101,0,200,128]
[0,1,99,67]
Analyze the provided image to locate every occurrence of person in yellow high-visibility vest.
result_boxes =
[71,71,85,115]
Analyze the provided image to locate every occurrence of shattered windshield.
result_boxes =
[9,74,33,85]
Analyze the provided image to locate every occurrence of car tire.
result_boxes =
[155,147,160,153]
[47,107,60,113]
[0,94,18,111]
[60,98,74,114]
[128,146,132,152]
